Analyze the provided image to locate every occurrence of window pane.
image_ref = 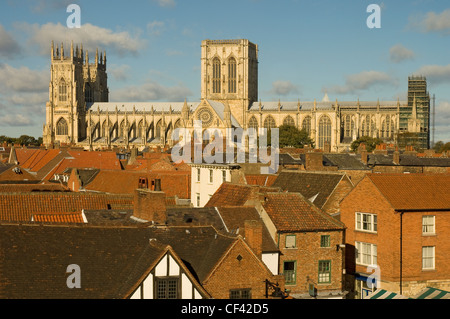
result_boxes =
[321,235,330,247]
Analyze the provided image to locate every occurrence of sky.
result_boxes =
[0,0,449,143]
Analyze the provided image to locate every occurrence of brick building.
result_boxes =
[340,173,450,298]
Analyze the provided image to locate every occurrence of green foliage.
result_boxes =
[0,135,42,147]
[433,141,450,153]
[351,136,384,152]
[277,125,314,148]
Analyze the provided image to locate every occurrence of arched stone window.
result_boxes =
[85,83,93,103]
[138,121,144,139]
[318,115,331,149]
[56,118,68,136]
[119,121,125,138]
[102,120,107,138]
[283,115,295,127]
[228,57,237,93]
[381,115,394,138]
[248,116,258,131]
[263,115,276,129]
[212,58,221,94]
[302,116,311,134]
[59,79,67,102]
[361,115,375,137]
[343,115,354,138]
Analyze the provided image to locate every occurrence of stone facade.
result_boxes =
[43,39,430,152]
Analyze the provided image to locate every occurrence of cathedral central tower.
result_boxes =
[200,39,258,126]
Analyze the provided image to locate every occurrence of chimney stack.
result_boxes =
[244,220,263,258]
[133,188,167,224]
[305,151,324,171]
[393,147,400,165]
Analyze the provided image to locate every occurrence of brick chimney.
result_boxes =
[244,220,263,258]
[393,148,400,165]
[359,143,368,164]
[305,151,324,171]
[133,188,167,224]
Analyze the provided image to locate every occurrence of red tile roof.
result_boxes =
[0,184,69,193]
[367,173,450,211]
[0,193,133,222]
[262,192,345,232]
[83,170,191,199]
[205,182,281,207]
[244,174,277,187]
[31,212,86,224]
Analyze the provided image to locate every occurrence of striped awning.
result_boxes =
[414,288,450,299]
[366,289,410,299]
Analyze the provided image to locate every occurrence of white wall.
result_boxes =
[191,165,231,207]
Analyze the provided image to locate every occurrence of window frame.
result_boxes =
[196,168,201,183]
[422,215,435,235]
[209,169,214,184]
[320,235,331,248]
[318,260,332,284]
[422,246,435,270]
[229,288,251,299]
[355,212,378,233]
[355,241,377,266]
[283,261,297,285]
[285,234,297,249]
[155,277,179,299]
[222,170,227,183]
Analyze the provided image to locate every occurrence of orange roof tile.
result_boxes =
[367,173,450,211]
[32,212,86,223]
[262,192,345,232]
[0,193,133,222]
[245,174,277,187]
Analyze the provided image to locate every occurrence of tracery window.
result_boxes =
[59,79,67,102]
[318,115,331,149]
[228,57,237,93]
[56,118,68,136]
[263,115,276,129]
[283,115,295,127]
[302,116,311,134]
[212,58,221,94]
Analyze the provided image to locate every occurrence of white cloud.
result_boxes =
[153,0,176,8]
[0,114,34,127]
[16,22,145,57]
[269,80,300,96]
[109,64,131,82]
[0,63,49,93]
[389,44,415,63]
[110,80,192,102]
[0,24,21,59]
[415,64,450,86]
[409,9,450,35]
[326,71,396,95]
[147,21,165,36]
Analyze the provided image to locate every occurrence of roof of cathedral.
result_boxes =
[86,101,199,113]
[248,100,407,112]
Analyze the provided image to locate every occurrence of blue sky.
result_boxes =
[1,0,449,143]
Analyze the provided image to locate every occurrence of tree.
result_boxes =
[351,136,383,153]
[433,141,444,153]
[277,125,314,148]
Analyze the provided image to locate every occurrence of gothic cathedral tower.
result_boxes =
[43,41,108,147]
[200,39,258,127]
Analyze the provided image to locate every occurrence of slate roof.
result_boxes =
[216,206,279,253]
[271,171,349,208]
[0,223,236,298]
[261,192,346,232]
[368,154,450,167]
[367,173,450,211]
[0,193,133,222]
[324,153,370,170]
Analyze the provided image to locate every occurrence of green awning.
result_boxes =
[366,289,409,299]
[414,288,450,299]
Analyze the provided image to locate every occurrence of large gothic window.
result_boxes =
[318,115,331,149]
[381,115,394,139]
[263,115,276,129]
[228,57,237,93]
[213,58,221,94]
[56,118,68,136]
[361,115,375,137]
[302,116,311,134]
[283,115,295,127]
[59,79,67,102]
[248,116,258,131]
[343,115,354,138]
[85,83,93,103]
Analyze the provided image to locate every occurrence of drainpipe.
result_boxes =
[399,211,403,295]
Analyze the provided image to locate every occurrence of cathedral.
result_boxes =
[43,39,431,152]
